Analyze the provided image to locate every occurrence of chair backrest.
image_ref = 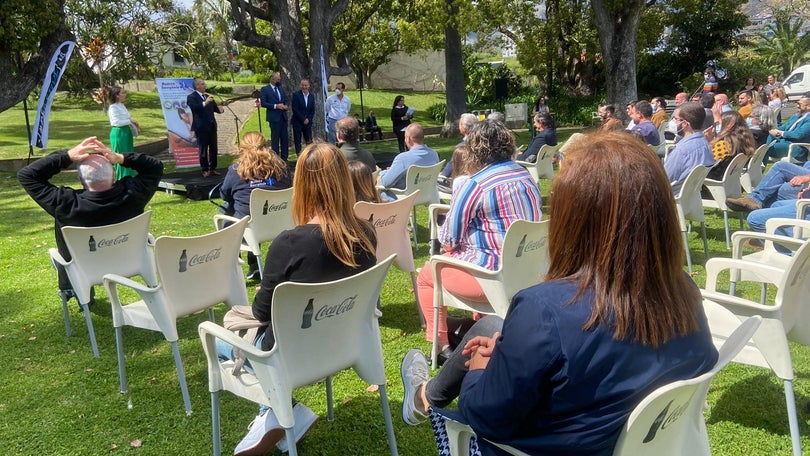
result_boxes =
[268,255,396,390]
[777,240,810,345]
[657,121,668,145]
[612,315,761,456]
[718,153,748,197]
[153,216,249,319]
[354,191,419,273]
[403,161,445,207]
[244,187,295,252]
[741,141,773,192]
[517,145,555,182]
[499,219,551,303]
[675,165,710,227]
[60,211,156,303]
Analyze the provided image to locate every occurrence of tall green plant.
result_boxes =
[755,10,810,77]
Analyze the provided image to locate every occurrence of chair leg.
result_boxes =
[729,281,737,297]
[432,307,440,369]
[326,375,334,422]
[700,222,709,263]
[59,290,72,337]
[208,308,215,322]
[682,231,693,274]
[410,272,426,328]
[784,380,803,456]
[256,248,264,279]
[378,384,400,456]
[723,210,731,250]
[115,327,128,393]
[410,207,418,248]
[286,428,298,456]
[211,391,221,456]
[80,302,100,357]
[171,340,193,414]
[760,283,767,305]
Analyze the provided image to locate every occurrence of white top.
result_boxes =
[769,99,783,110]
[326,93,351,120]
[108,103,132,127]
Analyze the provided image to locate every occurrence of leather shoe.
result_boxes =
[437,347,454,367]
[202,171,212,177]
[210,170,221,176]
[726,196,761,212]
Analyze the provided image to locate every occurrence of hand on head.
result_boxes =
[68,137,122,165]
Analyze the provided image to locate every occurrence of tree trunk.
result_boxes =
[591,0,646,107]
[441,1,466,138]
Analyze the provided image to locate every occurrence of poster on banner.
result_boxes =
[155,78,199,168]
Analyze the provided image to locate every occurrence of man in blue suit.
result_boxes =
[291,79,315,156]
[765,94,810,163]
[260,72,290,160]
[187,78,224,176]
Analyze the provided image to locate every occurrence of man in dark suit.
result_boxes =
[186,78,224,177]
[291,79,315,156]
[260,72,290,161]
[365,110,384,140]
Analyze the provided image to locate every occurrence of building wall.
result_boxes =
[329,50,447,92]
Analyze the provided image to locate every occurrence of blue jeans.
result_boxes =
[747,200,800,234]
[749,161,810,206]
[327,117,338,144]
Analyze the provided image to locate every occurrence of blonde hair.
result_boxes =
[293,143,376,267]
[348,160,381,203]
[235,132,288,181]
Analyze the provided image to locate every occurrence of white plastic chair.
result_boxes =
[428,203,451,256]
[381,160,445,248]
[740,141,775,193]
[213,187,294,279]
[198,255,399,456]
[103,217,249,414]
[48,211,157,357]
[515,144,555,183]
[702,153,748,249]
[674,165,710,273]
[700,239,810,456]
[780,142,810,164]
[354,191,426,326]
[430,220,550,368]
[442,311,762,456]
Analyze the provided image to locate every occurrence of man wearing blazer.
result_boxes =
[260,72,290,161]
[291,79,315,156]
[187,78,224,177]
[765,94,810,163]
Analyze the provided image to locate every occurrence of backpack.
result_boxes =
[222,305,268,376]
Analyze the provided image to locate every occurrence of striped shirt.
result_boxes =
[440,160,542,270]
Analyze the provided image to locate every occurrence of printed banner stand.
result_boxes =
[30,41,75,150]
[155,78,200,168]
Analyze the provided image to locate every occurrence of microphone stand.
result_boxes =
[211,92,242,146]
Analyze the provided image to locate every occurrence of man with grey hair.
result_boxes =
[18,137,163,299]
[440,113,479,178]
[336,116,377,172]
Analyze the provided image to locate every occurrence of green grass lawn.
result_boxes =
[0,132,808,454]
[0,87,446,160]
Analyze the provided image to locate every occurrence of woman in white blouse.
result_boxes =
[106,87,140,180]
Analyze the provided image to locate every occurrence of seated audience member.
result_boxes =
[487,111,505,123]
[764,94,810,163]
[348,160,381,203]
[631,100,661,146]
[218,143,377,456]
[378,123,440,200]
[664,92,689,141]
[700,92,717,135]
[746,189,810,236]
[706,110,755,181]
[598,104,623,132]
[336,116,377,172]
[400,131,717,456]
[664,102,715,195]
[417,119,542,363]
[625,101,637,130]
[364,110,384,140]
[651,96,669,128]
[749,104,777,147]
[737,90,754,120]
[220,132,293,280]
[726,160,810,212]
[440,113,478,179]
[515,112,558,162]
[18,137,163,300]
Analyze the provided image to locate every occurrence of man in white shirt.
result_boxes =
[325,82,351,144]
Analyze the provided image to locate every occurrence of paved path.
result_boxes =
[216,97,258,155]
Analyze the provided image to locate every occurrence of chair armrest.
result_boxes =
[765,217,810,238]
[797,199,810,219]
[48,248,69,268]
[701,290,779,315]
[730,230,804,258]
[198,320,275,359]
[430,254,495,277]
[103,273,161,328]
[704,257,785,292]
[147,233,156,247]
[213,214,241,231]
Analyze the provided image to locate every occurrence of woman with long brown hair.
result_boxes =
[223,143,377,456]
[707,110,755,181]
[400,132,717,455]
[220,131,291,279]
[348,160,381,203]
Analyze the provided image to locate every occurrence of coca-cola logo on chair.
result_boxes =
[88,233,130,252]
[178,247,222,272]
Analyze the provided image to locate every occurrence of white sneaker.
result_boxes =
[400,349,429,425]
[276,403,319,453]
[234,409,285,456]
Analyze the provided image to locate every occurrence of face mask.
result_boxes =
[275,81,281,87]
[746,118,753,127]
[676,120,685,136]
[335,89,342,95]
[652,105,658,113]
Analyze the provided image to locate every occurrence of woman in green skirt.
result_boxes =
[106,87,140,180]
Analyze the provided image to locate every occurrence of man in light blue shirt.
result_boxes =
[664,102,714,195]
[378,123,439,200]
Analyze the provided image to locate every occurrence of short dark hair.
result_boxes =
[700,93,715,109]
[678,102,706,131]
[601,104,616,115]
[336,116,359,142]
[635,101,653,118]
[652,97,666,108]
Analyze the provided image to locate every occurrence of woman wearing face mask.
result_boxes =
[391,95,412,153]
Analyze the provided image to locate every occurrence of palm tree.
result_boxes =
[195,0,236,83]
[755,10,810,77]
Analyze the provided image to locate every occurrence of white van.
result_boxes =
[782,64,810,99]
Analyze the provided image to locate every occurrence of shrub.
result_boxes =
[426,103,446,123]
